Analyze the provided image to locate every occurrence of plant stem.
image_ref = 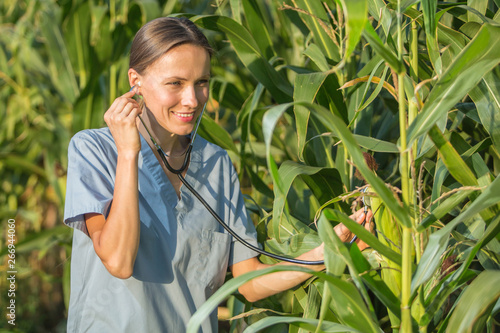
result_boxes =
[110,63,117,107]
[398,1,413,332]
[74,14,86,89]
[409,9,421,264]
[315,282,331,333]
[110,0,116,30]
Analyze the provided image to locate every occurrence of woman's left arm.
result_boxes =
[230,209,372,302]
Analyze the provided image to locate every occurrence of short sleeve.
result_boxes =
[227,162,260,266]
[63,130,115,236]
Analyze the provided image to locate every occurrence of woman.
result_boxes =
[64,17,372,332]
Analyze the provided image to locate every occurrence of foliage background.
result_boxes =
[1,0,500,332]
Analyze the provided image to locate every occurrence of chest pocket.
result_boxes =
[191,229,231,291]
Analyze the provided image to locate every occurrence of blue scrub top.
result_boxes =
[64,128,259,332]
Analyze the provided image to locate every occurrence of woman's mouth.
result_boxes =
[172,111,195,123]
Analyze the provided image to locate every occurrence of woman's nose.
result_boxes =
[181,85,199,109]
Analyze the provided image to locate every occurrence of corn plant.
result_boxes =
[186,0,500,332]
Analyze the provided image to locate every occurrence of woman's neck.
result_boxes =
[138,108,189,156]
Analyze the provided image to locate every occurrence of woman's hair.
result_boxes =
[129,17,213,74]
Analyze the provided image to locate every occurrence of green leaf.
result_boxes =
[198,113,238,153]
[318,213,348,277]
[0,225,72,256]
[242,0,275,59]
[446,270,500,333]
[362,21,404,74]
[418,189,473,231]
[229,0,243,23]
[467,0,489,23]
[0,153,46,177]
[307,102,412,228]
[356,65,389,113]
[265,233,321,259]
[428,125,478,186]
[407,24,500,145]
[469,70,500,151]
[244,316,363,333]
[412,174,500,293]
[340,0,368,60]
[187,265,371,333]
[301,168,346,207]
[422,0,441,74]
[40,8,79,103]
[244,165,274,198]
[293,72,329,161]
[294,72,348,127]
[350,245,402,318]
[270,160,326,242]
[294,104,310,162]
[352,134,399,153]
[324,209,402,265]
[318,213,376,318]
[292,0,340,62]
[428,125,495,221]
[131,0,162,23]
[192,15,292,103]
[238,83,265,149]
[303,43,330,71]
[422,215,500,325]
[294,72,329,103]
[367,0,392,36]
[318,221,381,333]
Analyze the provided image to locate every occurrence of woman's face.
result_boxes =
[139,43,211,136]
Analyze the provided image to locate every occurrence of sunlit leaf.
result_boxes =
[408,24,500,145]
[244,316,363,333]
[193,15,292,103]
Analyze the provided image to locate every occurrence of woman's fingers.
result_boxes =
[104,89,143,154]
[365,209,374,231]
[354,209,375,251]
[333,208,376,245]
[352,208,367,225]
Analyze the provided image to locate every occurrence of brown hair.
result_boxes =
[129,17,213,74]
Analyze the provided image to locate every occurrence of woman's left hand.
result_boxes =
[334,208,374,251]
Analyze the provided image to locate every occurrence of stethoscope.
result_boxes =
[131,86,368,265]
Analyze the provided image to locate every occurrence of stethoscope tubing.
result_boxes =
[129,86,325,265]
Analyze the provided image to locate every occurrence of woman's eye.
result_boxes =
[167,81,181,86]
[197,80,209,86]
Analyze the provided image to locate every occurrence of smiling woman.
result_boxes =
[62,16,371,333]
[133,44,211,146]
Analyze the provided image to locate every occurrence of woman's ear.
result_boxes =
[128,68,142,94]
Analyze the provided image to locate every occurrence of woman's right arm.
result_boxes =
[85,88,142,279]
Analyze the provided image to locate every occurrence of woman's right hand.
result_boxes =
[104,87,142,156]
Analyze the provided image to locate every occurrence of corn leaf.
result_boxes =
[446,270,500,333]
[244,316,363,333]
[324,209,402,265]
[242,0,275,59]
[198,113,238,153]
[340,0,368,60]
[411,174,500,293]
[292,0,340,62]
[407,24,500,145]
[192,15,292,103]
[362,21,404,74]
[318,217,382,333]
[270,160,327,242]
[350,245,402,318]
[469,70,500,151]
